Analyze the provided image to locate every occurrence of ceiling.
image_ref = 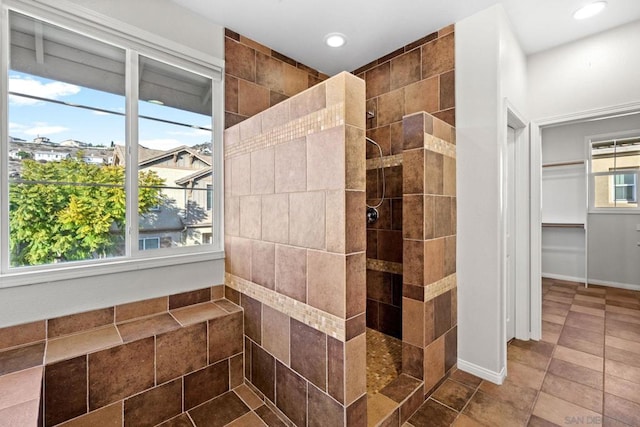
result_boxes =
[171,0,640,75]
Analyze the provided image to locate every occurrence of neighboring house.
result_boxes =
[33,136,56,145]
[82,155,104,165]
[591,138,640,208]
[60,139,88,148]
[9,136,26,143]
[114,145,213,248]
[34,151,70,162]
[8,150,21,160]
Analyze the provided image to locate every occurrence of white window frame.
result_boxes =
[588,130,640,213]
[612,171,637,203]
[0,0,225,288]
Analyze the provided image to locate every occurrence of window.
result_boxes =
[614,172,637,203]
[138,237,160,251]
[2,4,223,279]
[590,136,640,210]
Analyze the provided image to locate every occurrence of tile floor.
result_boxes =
[404,278,640,426]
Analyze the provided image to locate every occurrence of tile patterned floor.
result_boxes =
[367,328,403,395]
[404,279,640,426]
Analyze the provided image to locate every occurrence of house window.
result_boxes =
[2,4,222,279]
[206,185,213,211]
[614,172,637,203]
[590,136,640,210]
[138,237,160,251]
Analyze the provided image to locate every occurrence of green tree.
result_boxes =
[9,159,164,266]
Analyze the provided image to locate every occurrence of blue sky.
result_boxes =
[8,72,211,151]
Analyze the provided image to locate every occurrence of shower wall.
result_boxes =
[223,72,367,426]
[353,25,455,339]
[224,29,329,129]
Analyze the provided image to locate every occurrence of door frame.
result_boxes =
[529,100,640,343]
[501,100,528,369]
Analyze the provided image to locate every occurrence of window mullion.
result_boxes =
[0,5,9,273]
[126,49,139,257]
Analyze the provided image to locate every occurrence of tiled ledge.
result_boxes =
[367,374,424,427]
[44,299,240,365]
[0,285,241,427]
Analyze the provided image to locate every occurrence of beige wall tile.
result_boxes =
[275,245,307,303]
[239,195,262,240]
[290,83,326,120]
[425,238,445,285]
[289,192,325,250]
[250,147,274,195]
[443,155,456,197]
[225,196,240,237]
[261,99,290,133]
[325,191,346,254]
[346,252,366,318]
[275,137,307,193]
[238,113,262,141]
[262,305,290,365]
[345,73,366,129]
[345,126,366,191]
[230,153,251,197]
[251,240,275,290]
[226,236,252,281]
[307,126,346,191]
[307,250,346,317]
[424,335,445,392]
[404,77,439,116]
[261,193,289,244]
[345,333,366,406]
[283,63,308,97]
[345,191,366,254]
[115,298,167,323]
[403,298,425,348]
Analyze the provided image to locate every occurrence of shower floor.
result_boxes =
[366,328,402,395]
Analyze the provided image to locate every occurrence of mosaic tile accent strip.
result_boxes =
[366,154,403,170]
[424,133,456,159]
[225,273,346,341]
[225,103,345,159]
[367,258,403,275]
[424,273,457,303]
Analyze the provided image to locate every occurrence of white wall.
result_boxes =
[0,0,225,327]
[529,19,640,121]
[456,4,528,382]
[62,0,224,60]
[541,115,640,287]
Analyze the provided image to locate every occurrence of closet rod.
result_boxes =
[542,160,585,168]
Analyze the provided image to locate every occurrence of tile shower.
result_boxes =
[0,26,457,427]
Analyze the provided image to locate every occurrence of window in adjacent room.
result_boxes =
[590,136,640,210]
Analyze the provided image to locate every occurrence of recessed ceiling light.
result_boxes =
[148,99,164,105]
[573,1,607,20]
[324,33,347,48]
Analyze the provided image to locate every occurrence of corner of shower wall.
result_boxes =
[223,71,367,426]
[401,111,458,398]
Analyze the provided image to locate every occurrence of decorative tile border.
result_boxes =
[225,273,346,341]
[366,154,403,170]
[424,133,456,159]
[225,103,345,159]
[424,273,457,302]
[367,258,403,275]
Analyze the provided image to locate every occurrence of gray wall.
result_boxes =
[541,114,640,288]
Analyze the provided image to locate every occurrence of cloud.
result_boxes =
[9,75,80,106]
[23,123,69,136]
[139,139,184,151]
[167,128,211,138]
[9,122,26,131]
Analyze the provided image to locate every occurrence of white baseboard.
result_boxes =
[587,278,640,292]
[542,273,585,283]
[457,359,505,385]
[543,274,640,291]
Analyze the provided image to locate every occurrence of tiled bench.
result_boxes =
[0,286,277,427]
